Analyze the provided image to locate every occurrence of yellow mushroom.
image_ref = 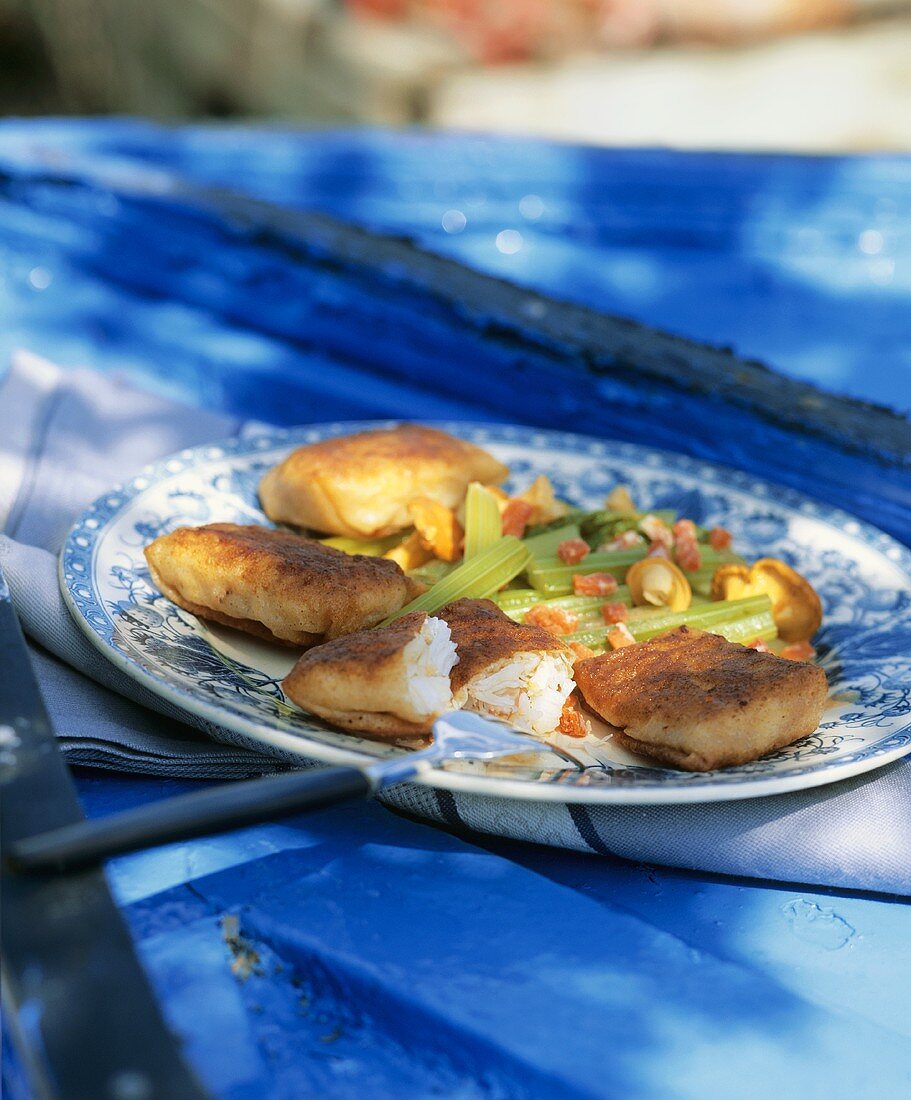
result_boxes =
[407,498,464,563]
[711,558,822,643]
[604,484,637,516]
[384,531,434,571]
[516,474,571,525]
[626,557,692,612]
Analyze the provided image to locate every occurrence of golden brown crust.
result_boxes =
[299,708,431,740]
[282,613,440,739]
[575,626,828,771]
[438,598,570,693]
[258,424,509,538]
[284,613,426,682]
[144,523,421,648]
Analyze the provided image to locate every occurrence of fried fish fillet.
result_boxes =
[144,523,423,648]
[282,613,458,739]
[574,626,828,771]
[259,424,509,539]
[439,598,575,737]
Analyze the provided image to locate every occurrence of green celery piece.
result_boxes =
[527,548,648,595]
[521,522,582,559]
[493,588,543,609]
[320,532,406,556]
[528,545,732,597]
[495,588,632,625]
[627,594,772,641]
[408,559,454,587]
[709,612,777,645]
[569,606,776,650]
[380,537,531,625]
[463,482,503,561]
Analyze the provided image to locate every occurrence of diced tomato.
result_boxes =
[573,571,618,597]
[599,529,645,552]
[501,499,534,538]
[781,640,817,662]
[569,641,596,661]
[640,514,674,548]
[607,623,636,649]
[601,601,628,624]
[672,518,697,542]
[646,540,670,559]
[558,695,590,739]
[675,542,702,571]
[557,537,590,565]
[746,638,773,653]
[524,604,579,636]
[709,526,732,550]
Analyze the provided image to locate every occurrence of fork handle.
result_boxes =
[8,766,373,874]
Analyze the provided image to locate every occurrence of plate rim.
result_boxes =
[59,418,911,806]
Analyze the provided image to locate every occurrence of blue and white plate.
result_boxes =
[60,423,911,804]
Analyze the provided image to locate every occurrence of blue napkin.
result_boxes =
[2,352,909,893]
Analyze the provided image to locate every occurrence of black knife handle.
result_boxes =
[9,766,372,873]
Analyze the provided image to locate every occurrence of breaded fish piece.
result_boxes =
[439,598,575,737]
[259,424,509,538]
[574,626,828,771]
[144,523,423,648]
[282,613,458,739]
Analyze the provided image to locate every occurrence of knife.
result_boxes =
[0,566,207,1099]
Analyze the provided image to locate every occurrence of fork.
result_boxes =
[8,711,585,873]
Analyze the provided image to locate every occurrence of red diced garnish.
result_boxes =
[709,526,732,550]
[673,518,697,541]
[558,695,591,739]
[569,641,596,661]
[601,601,628,624]
[525,604,579,636]
[607,623,636,649]
[573,571,618,596]
[557,538,590,565]
[501,499,534,538]
[781,640,817,662]
[675,542,702,571]
[746,638,773,653]
[646,540,670,559]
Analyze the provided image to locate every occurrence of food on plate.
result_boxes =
[282,613,458,738]
[625,557,692,611]
[147,422,830,772]
[439,598,575,737]
[144,523,422,647]
[711,558,823,642]
[407,497,464,562]
[573,625,828,771]
[258,424,508,539]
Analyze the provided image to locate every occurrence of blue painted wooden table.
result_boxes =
[2,122,911,1098]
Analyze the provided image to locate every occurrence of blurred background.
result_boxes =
[3,0,911,150]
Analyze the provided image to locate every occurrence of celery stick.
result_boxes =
[521,522,581,559]
[380,537,532,624]
[570,607,776,650]
[527,546,733,597]
[408,559,454,587]
[321,532,406,556]
[463,482,502,561]
[494,587,632,618]
[627,594,772,641]
[709,612,777,645]
[493,588,543,609]
[527,549,648,595]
